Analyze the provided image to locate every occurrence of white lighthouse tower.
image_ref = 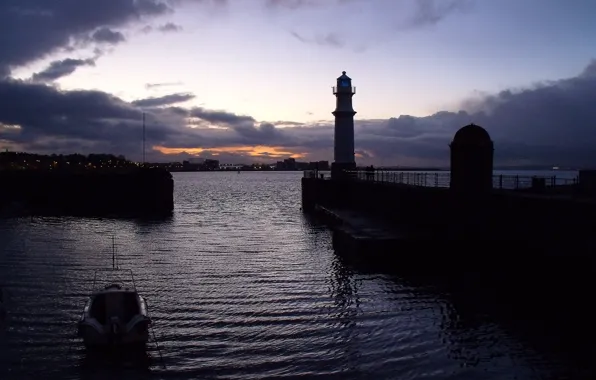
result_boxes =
[331,71,356,179]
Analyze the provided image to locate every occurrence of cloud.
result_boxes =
[158,22,184,32]
[0,0,174,76]
[145,82,185,89]
[402,0,473,30]
[31,58,96,82]
[265,0,359,9]
[189,108,255,125]
[132,93,196,107]
[141,25,154,34]
[278,0,473,51]
[291,31,344,48]
[264,0,319,9]
[579,59,596,78]
[91,27,126,44]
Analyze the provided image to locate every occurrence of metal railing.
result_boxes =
[352,170,451,187]
[303,170,329,180]
[303,170,579,190]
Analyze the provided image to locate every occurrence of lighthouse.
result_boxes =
[331,71,356,180]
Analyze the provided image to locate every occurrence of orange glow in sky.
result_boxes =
[154,145,307,159]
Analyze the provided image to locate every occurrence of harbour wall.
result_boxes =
[0,168,174,217]
[302,177,596,241]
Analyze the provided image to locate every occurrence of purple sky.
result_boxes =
[1,0,596,167]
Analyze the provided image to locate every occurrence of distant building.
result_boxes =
[274,159,329,171]
[220,163,243,170]
[307,161,329,170]
[204,159,219,170]
[182,160,200,171]
[284,158,296,170]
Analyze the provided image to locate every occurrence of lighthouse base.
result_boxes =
[331,162,357,180]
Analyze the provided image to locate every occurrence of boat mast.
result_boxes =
[142,112,146,165]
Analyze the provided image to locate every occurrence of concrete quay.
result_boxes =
[312,205,407,258]
[0,167,174,218]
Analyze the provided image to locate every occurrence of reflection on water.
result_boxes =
[0,172,592,379]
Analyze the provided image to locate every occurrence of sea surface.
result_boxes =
[0,171,592,380]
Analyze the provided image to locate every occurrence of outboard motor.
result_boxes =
[108,316,123,344]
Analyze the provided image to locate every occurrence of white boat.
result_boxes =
[77,280,151,348]
[77,239,151,348]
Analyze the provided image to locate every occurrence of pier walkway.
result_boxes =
[313,205,415,258]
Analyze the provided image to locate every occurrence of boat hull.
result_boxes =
[78,322,149,348]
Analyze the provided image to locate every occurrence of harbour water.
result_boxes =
[0,171,592,379]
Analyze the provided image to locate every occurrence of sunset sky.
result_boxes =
[1,0,596,166]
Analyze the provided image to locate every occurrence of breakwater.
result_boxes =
[0,168,174,217]
[302,174,596,242]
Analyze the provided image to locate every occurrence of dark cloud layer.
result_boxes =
[0,0,173,76]
[4,60,596,167]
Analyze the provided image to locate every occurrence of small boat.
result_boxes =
[77,238,151,348]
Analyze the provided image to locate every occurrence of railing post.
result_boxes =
[499,175,503,189]
[515,175,519,189]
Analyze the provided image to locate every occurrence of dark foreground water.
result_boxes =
[0,172,592,379]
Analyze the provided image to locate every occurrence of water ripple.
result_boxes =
[0,172,587,379]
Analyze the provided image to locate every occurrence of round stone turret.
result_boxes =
[452,124,492,145]
[450,123,494,193]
